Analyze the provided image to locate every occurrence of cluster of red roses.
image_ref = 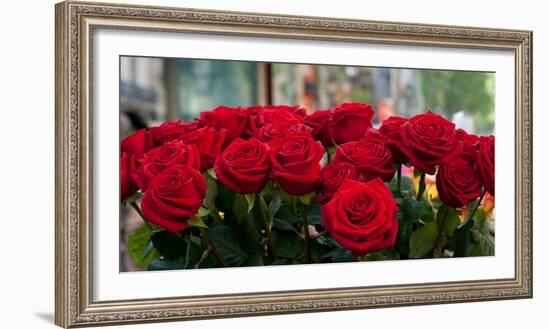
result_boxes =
[120,102,495,257]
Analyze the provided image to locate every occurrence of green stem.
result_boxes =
[291,197,297,216]
[257,194,279,261]
[198,227,229,267]
[130,201,152,230]
[301,203,311,264]
[326,149,332,164]
[416,172,426,201]
[464,190,487,225]
[396,166,402,194]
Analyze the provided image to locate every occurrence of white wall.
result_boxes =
[0,0,546,328]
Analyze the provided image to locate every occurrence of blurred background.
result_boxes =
[119,56,495,271]
[120,56,495,137]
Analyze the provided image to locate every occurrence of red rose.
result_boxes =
[255,121,311,142]
[120,152,138,201]
[121,129,154,159]
[133,141,201,192]
[150,120,198,146]
[475,135,495,196]
[436,157,483,207]
[379,116,409,164]
[332,138,395,182]
[327,102,375,144]
[269,134,324,195]
[398,112,463,175]
[141,165,206,233]
[214,138,270,194]
[456,129,480,163]
[315,162,358,204]
[178,126,230,171]
[247,105,306,136]
[305,110,333,147]
[322,178,399,256]
[199,105,248,139]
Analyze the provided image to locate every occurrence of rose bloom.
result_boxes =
[436,157,483,207]
[254,121,312,143]
[177,126,230,171]
[214,138,270,194]
[247,105,306,136]
[133,141,201,192]
[456,128,480,163]
[379,116,409,164]
[322,178,399,256]
[305,110,333,147]
[121,128,154,159]
[150,120,192,146]
[315,162,358,204]
[475,135,495,196]
[198,105,248,139]
[120,152,138,201]
[141,165,206,233]
[269,134,324,195]
[398,111,463,175]
[327,102,375,144]
[332,137,395,182]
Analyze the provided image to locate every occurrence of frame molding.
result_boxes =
[55,1,532,327]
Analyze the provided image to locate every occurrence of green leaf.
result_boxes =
[187,216,208,229]
[216,182,236,213]
[268,197,282,220]
[367,252,388,261]
[142,240,156,263]
[272,218,299,233]
[479,231,495,256]
[206,168,217,180]
[245,193,256,213]
[275,206,300,225]
[151,231,185,259]
[409,222,439,258]
[208,225,249,266]
[185,235,204,269]
[272,229,303,260]
[297,192,316,205]
[436,204,460,237]
[271,258,300,265]
[197,207,211,218]
[203,175,218,210]
[306,203,323,225]
[321,247,356,263]
[454,219,476,257]
[419,197,435,223]
[400,197,423,224]
[147,257,186,271]
[233,193,249,223]
[128,223,159,267]
[244,253,264,266]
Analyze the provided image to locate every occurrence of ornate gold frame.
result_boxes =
[55,1,533,327]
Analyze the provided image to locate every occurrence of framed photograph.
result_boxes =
[55,1,532,327]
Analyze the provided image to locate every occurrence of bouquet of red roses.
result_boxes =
[121,103,495,270]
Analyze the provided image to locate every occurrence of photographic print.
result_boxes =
[119,57,495,272]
